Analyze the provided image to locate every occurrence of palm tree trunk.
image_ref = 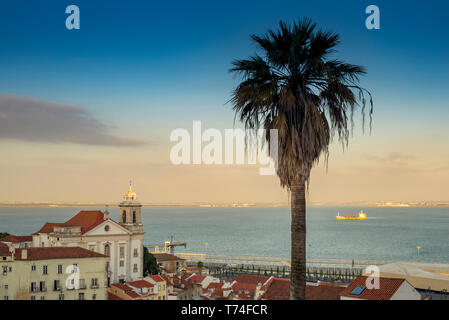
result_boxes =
[290,182,306,300]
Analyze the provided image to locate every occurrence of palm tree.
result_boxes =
[229,18,372,299]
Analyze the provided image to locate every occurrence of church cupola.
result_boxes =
[118,181,143,234]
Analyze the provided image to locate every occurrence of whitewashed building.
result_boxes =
[32,184,145,285]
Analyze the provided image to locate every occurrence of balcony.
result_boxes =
[91,284,99,289]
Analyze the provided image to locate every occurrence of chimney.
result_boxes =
[21,249,27,260]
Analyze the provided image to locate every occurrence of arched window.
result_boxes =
[104,244,110,256]
[133,211,136,224]
[122,210,126,223]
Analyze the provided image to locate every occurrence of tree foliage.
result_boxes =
[230,18,372,187]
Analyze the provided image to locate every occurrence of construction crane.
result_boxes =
[146,236,187,254]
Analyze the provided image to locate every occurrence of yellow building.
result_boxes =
[0,243,109,300]
[145,275,167,300]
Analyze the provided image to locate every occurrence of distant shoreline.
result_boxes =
[0,202,448,208]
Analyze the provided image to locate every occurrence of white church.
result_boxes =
[32,184,145,285]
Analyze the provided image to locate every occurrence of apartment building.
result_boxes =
[0,243,108,300]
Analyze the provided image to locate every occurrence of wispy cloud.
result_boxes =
[362,152,415,162]
[0,94,145,146]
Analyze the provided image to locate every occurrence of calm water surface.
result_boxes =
[0,206,448,262]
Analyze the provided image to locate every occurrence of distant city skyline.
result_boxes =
[0,0,448,204]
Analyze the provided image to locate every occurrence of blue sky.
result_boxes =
[0,0,448,203]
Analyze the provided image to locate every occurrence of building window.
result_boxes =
[132,211,136,223]
[2,257,5,261]
[73,263,78,273]
[133,248,138,257]
[79,279,86,289]
[91,278,98,288]
[104,244,110,256]
[57,264,63,274]
[54,280,60,291]
[4,285,8,289]
[31,265,36,271]
[79,293,85,300]
[119,246,125,259]
[133,264,138,273]
[119,260,124,267]
[4,296,8,300]
[40,296,45,300]
[122,211,126,223]
[39,281,46,292]
[43,265,48,275]
[31,282,37,292]
[59,294,64,300]
[92,294,96,300]
[31,296,36,300]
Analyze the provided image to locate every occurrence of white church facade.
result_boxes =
[32,184,145,285]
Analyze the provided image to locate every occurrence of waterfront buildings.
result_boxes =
[32,184,145,284]
[0,243,108,300]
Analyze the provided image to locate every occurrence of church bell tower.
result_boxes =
[118,182,143,234]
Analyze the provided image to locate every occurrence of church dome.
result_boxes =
[124,182,137,200]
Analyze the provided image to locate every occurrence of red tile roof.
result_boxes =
[181,272,193,281]
[206,281,224,291]
[14,247,108,260]
[111,283,140,298]
[148,275,165,283]
[261,278,346,300]
[188,275,206,284]
[35,211,106,235]
[0,235,32,243]
[340,276,405,300]
[0,242,11,255]
[128,280,154,289]
[232,281,257,292]
[306,284,345,300]
[108,292,124,300]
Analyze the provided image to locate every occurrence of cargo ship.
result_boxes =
[336,210,367,220]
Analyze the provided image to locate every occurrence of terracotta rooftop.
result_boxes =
[260,278,345,300]
[0,242,11,255]
[148,275,165,283]
[306,284,345,300]
[128,280,154,289]
[108,292,124,300]
[14,247,108,260]
[111,283,140,299]
[340,276,406,300]
[0,235,32,243]
[35,211,106,235]
[187,275,207,284]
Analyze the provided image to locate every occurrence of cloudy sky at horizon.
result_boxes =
[0,0,448,203]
